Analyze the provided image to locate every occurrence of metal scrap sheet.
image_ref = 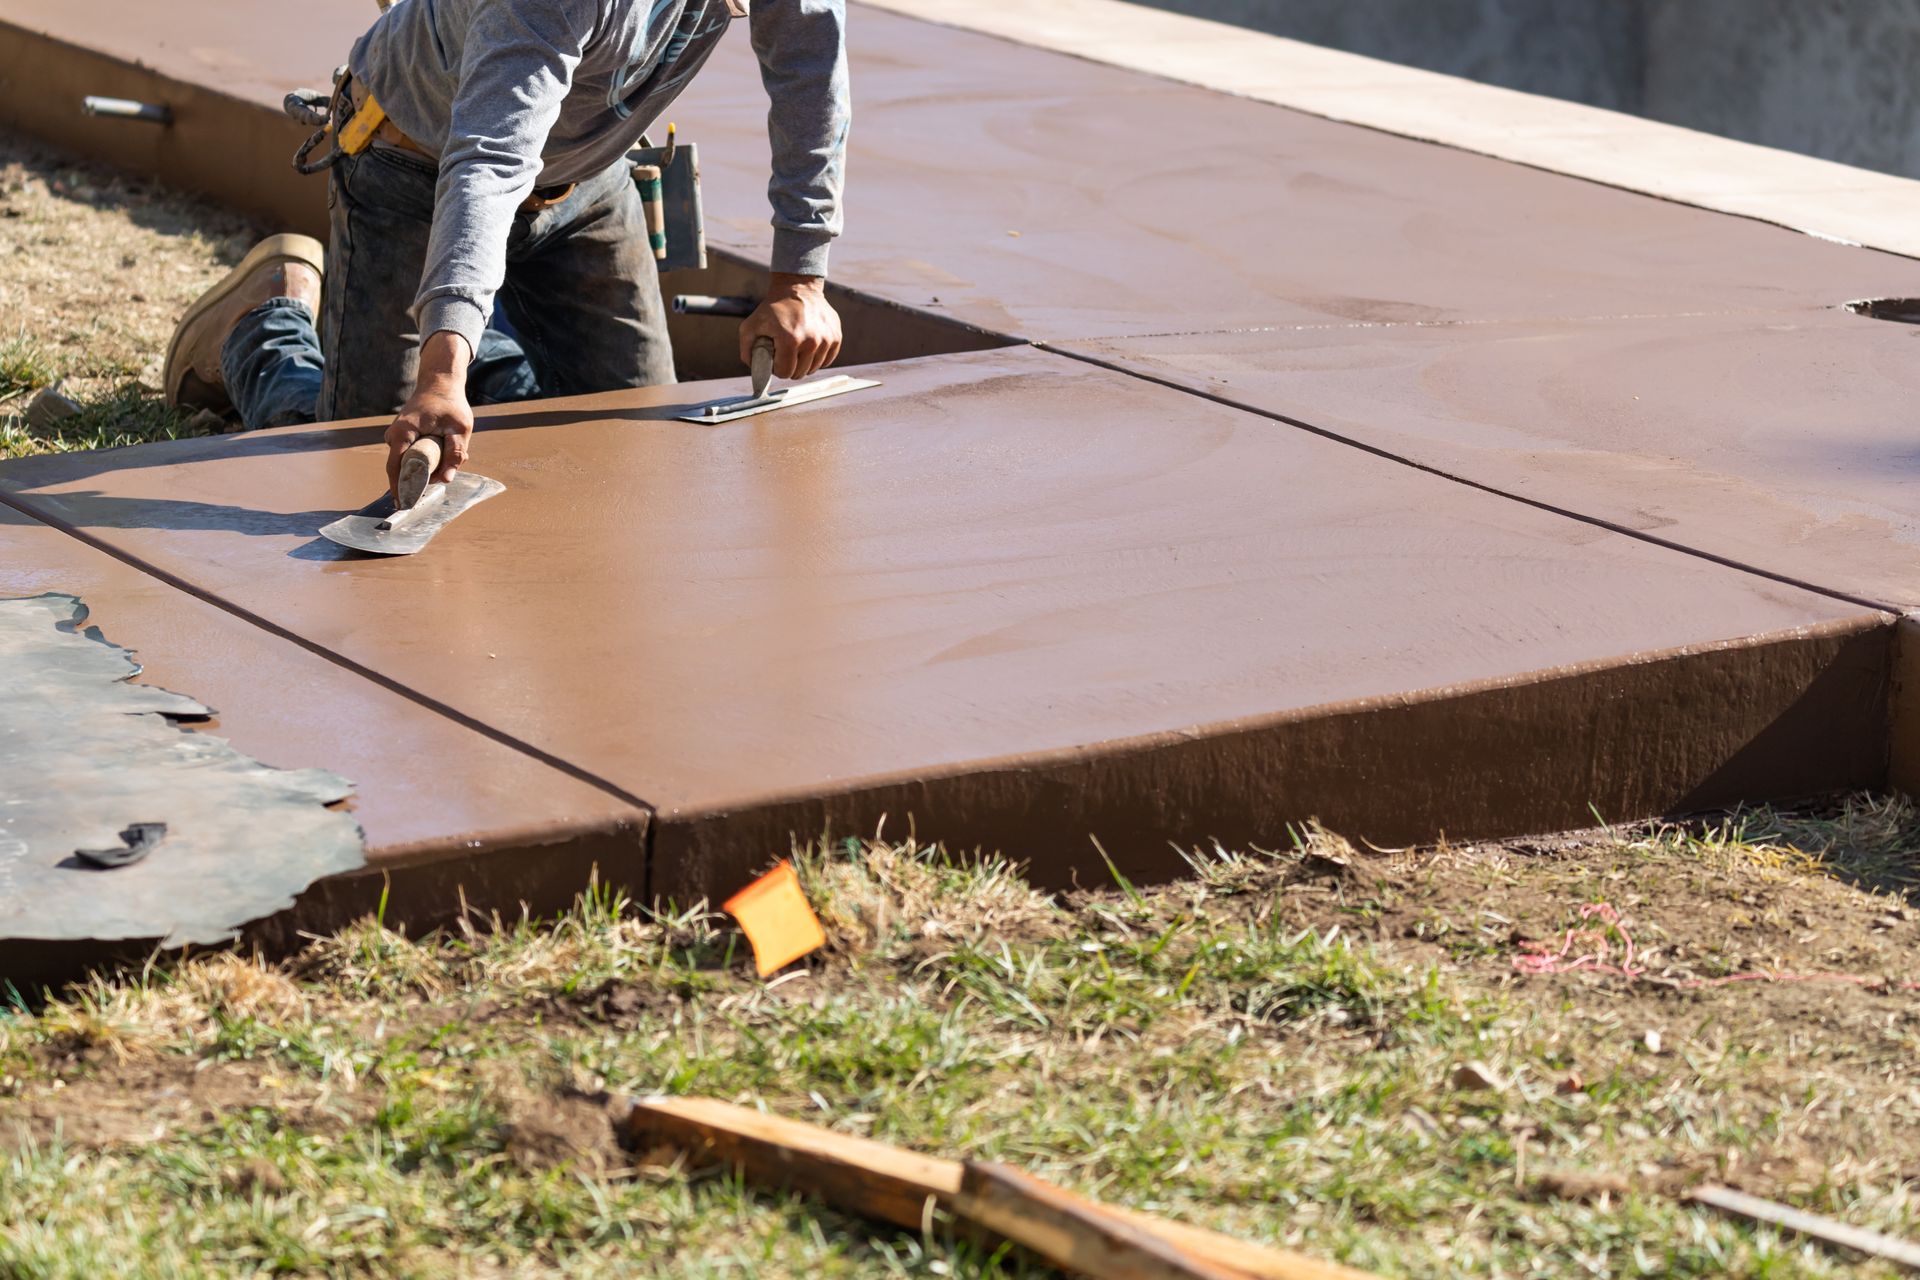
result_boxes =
[0,593,365,946]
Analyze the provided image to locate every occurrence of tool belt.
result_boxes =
[291,75,576,213]
[286,73,704,262]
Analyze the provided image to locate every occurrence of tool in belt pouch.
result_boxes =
[292,77,576,204]
[630,124,706,271]
[286,78,706,263]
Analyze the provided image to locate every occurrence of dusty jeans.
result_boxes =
[220,301,540,430]
[219,143,675,430]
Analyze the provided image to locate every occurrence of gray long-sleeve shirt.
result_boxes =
[350,0,849,357]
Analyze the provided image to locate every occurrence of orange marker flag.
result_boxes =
[722,861,827,977]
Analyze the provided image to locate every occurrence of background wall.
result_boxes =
[1133,0,1920,180]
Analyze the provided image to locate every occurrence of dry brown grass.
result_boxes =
[0,128,257,457]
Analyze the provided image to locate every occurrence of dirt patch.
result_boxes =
[497,1087,627,1175]
[563,978,696,1029]
[1249,818,1920,1197]
[0,1053,369,1153]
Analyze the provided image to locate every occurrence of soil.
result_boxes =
[0,1053,369,1152]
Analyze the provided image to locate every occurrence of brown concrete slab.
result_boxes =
[13,0,1920,345]
[0,0,358,110]
[0,504,647,984]
[0,348,1893,901]
[669,4,1920,342]
[0,2,357,231]
[1058,308,1920,609]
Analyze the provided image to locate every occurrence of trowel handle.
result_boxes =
[750,336,775,397]
[396,436,442,510]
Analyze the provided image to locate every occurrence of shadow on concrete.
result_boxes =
[0,422,387,490]
[1674,628,1892,817]
[5,490,348,538]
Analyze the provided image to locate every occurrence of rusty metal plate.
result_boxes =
[0,509,650,983]
[0,592,363,946]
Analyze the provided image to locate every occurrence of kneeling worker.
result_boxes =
[164,0,847,495]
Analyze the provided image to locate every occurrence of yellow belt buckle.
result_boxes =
[337,92,387,156]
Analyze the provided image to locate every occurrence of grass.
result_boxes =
[0,379,218,459]
[0,129,255,461]
[3,812,1917,1278]
[0,332,55,399]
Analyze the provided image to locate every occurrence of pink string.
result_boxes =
[1512,901,1920,992]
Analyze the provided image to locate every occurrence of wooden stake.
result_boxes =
[622,1096,1377,1280]
[955,1160,1249,1280]
[1688,1184,1920,1272]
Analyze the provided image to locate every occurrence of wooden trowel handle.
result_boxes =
[396,436,442,510]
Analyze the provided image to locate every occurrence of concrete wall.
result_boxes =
[1136,0,1920,180]
[1646,2,1920,180]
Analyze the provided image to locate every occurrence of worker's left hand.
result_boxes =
[740,273,842,380]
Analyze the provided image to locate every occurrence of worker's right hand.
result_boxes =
[385,332,475,500]
[740,272,842,380]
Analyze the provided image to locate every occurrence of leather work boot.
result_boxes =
[163,233,325,413]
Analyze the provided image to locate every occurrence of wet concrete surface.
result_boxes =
[1061,308,1920,608]
[0,349,1894,901]
[12,0,1920,337]
[678,6,1920,341]
[668,4,1920,612]
[0,504,647,979]
[0,1,358,231]
[2,0,1918,929]
[0,0,358,109]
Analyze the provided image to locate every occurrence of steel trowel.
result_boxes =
[675,336,880,424]
[318,437,504,556]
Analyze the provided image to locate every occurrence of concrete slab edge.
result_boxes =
[858,0,1920,263]
[0,19,326,235]
[0,496,657,990]
[652,613,1897,905]
[0,487,658,818]
[1889,615,1920,798]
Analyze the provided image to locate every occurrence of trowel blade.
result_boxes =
[317,472,505,556]
[675,374,880,424]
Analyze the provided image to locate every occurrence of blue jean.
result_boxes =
[222,301,542,430]
[222,141,675,430]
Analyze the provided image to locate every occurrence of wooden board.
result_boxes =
[622,1095,1377,1280]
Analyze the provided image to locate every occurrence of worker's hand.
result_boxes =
[740,272,841,380]
[385,331,474,500]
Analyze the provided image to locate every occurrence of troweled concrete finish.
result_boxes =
[3,0,1918,935]
[673,5,1920,611]
[0,506,647,981]
[1061,308,1920,608]
[861,0,1920,264]
[0,349,1893,902]
[676,6,1920,343]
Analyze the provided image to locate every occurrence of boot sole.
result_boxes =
[163,233,326,411]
